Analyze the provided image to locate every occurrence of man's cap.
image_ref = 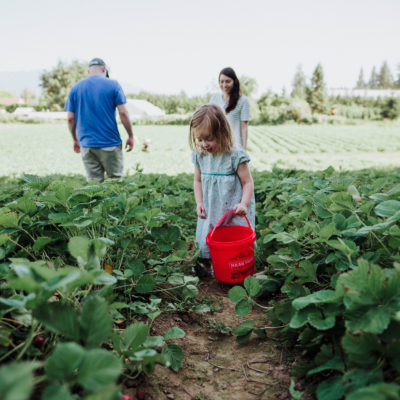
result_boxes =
[89,58,107,68]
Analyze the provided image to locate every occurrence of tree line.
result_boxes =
[2,60,399,122]
[355,61,400,90]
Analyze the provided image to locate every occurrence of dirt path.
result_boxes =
[124,278,305,400]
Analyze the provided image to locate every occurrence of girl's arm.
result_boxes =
[240,121,249,150]
[194,166,206,219]
[233,162,254,216]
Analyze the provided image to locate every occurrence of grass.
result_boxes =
[0,121,400,177]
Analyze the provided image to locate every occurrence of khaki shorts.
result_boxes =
[81,145,123,182]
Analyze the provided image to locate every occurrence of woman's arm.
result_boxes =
[240,121,249,150]
[233,162,254,216]
[194,166,206,218]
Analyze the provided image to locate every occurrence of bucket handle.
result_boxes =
[209,210,251,240]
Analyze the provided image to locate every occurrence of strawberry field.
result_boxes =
[1,165,399,399]
[0,122,400,399]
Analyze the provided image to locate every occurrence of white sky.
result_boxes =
[1,0,399,96]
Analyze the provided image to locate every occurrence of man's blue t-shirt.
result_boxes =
[65,76,126,148]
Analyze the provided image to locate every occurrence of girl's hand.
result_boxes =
[196,203,206,219]
[233,203,247,216]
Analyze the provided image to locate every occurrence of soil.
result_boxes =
[122,278,311,400]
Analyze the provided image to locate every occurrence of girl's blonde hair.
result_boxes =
[189,104,233,155]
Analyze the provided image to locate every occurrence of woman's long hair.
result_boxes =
[219,67,241,113]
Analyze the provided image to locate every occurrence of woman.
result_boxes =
[209,67,250,150]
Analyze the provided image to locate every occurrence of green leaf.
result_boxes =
[275,231,298,244]
[329,192,354,210]
[34,303,80,341]
[375,200,400,217]
[228,285,247,302]
[289,308,309,329]
[164,327,185,340]
[135,275,156,293]
[79,296,112,348]
[319,222,338,240]
[45,342,85,381]
[244,276,260,297]
[68,236,91,260]
[346,306,391,334]
[292,260,318,282]
[347,184,361,199]
[162,343,184,371]
[236,331,252,344]
[342,369,383,395]
[41,384,75,400]
[316,375,344,400]
[327,238,358,257]
[122,322,149,352]
[307,356,345,375]
[0,361,39,400]
[0,233,9,246]
[233,320,254,336]
[10,196,37,215]
[77,349,122,391]
[235,298,251,316]
[126,260,145,279]
[156,241,172,252]
[342,333,383,367]
[346,383,400,400]
[32,237,53,251]
[181,284,198,299]
[292,290,337,310]
[0,212,19,228]
[308,312,336,331]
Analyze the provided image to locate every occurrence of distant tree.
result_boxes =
[0,90,16,98]
[239,75,258,98]
[368,66,379,89]
[306,63,328,114]
[291,65,307,99]
[21,88,36,104]
[355,67,367,89]
[40,60,87,110]
[378,61,394,89]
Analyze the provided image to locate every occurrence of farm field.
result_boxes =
[1,122,400,177]
[0,122,400,399]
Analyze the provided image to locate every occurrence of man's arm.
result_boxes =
[117,104,134,152]
[67,111,80,153]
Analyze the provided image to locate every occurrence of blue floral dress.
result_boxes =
[192,148,256,258]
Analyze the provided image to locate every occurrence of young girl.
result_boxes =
[189,104,255,274]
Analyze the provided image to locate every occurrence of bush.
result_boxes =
[380,97,400,120]
[287,99,312,123]
[5,104,19,113]
[336,104,382,120]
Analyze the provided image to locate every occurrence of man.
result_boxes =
[65,57,134,182]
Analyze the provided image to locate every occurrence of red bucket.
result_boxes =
[206,210,256,283]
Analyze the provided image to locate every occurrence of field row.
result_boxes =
[1,122,400,177]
